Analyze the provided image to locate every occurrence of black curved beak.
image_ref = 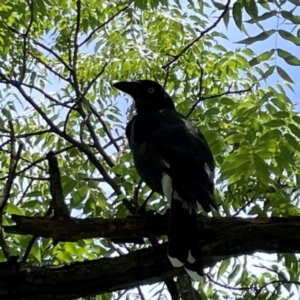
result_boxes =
[112,81,141,99]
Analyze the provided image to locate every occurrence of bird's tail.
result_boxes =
[167,194,204,281]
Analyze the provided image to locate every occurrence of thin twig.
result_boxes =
[137,286,146,300]
[29,51,71,84]
[253,264,288,281]
[254,280,300,299]
[82,62,108,98]
[103,135,123,151]
[87,102,121,152]
[16,179,34,206]
[186,84,254,118]
[233,196,256,217]
[163,68,170,89]
[205,273,251,291]
[32,40,72,72]
[6,82,120,195]
[20,175,50,181]
[84,177,105,182]
[136,191,154,214]
[63,102,79,134]
[78,3,132,47]
[76,100,115,167]
[0,146,74,181]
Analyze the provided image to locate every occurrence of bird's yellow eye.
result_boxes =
[148,87,155,93]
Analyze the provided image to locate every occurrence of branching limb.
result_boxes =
[46,151,69,217]
[186,83,254,118]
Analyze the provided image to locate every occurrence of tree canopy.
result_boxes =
[0,0,300,299]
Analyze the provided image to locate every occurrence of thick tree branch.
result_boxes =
[4,215,300,252]
[1,215,300,299]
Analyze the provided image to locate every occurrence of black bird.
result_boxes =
[113,80,217,281]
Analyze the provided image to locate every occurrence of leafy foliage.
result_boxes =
[0,0,300,299]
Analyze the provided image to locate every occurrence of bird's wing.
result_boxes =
[150,110,217,212]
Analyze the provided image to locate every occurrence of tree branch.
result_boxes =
[46,151,69,217]
[4,214,300,252]
[1,215,300,299]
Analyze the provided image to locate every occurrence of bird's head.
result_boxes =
[113,80,175,113]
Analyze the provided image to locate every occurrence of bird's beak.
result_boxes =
[112,81,141,98]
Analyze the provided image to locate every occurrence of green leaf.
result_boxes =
[281,10,300,24]
[285,133,300,152]
[2,108,12,119]
[288,124,300,139]
[228,264,241,284]
[217,259,230,279]
[236,30,276,45]
[246,11,277,23]
[30,242,42,263]
[261,65,275,79]
[223,9,229,28]
[220,97,235,105]
[253,154,269,186]
[63,177,77,197]
[272,111,290,119]
[210,140,226,156]
[222,153,250,170]
[288,0,300,6]
[232,1,242,30]
[280,145,295,166]
[134,0,148,9]
[249,49,274,66]
[263,120,286,127]
[205,107,220,116]
[277,49,300,66]
[26,191,43,197]
[224,133,244,144]
[6,203,24,215]
[212,1,226,9]
[271,97,288,110]
[243,0,258,19]
[277,66,294,83]
[292,115,300,124]
[278,30,300,46]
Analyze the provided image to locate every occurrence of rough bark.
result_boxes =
[1,215,300,299]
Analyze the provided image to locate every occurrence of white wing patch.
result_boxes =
[186,250,203,281]
[173,190,182,201]
[204,162,214,181]
[161,172,172,205]
[185,268,203,282]
[187,251,196,264]
[168,254,184,267]
[161,158,170,168]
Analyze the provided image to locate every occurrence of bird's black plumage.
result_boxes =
[113,79,217,281]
